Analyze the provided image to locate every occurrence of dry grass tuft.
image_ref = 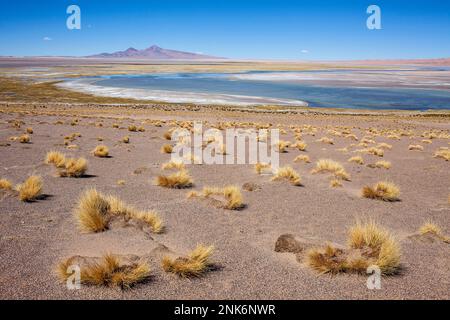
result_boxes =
[45,151,66,168]
[272,166,302,186]
[276,140,290,153]
[376,143,392,150]
[132,210,164,234]
[347,221,401,275]
[190,185,245,210]
[162,244,214,278]
[292,141,307,151]
[306,243,347,274]
[362,181,400,201]
[156,170,193,188]
[348,156,364,165]
[433,148,450,161]
[254,162,272,174]
[57,254,151,289]
[93,145,109,158]
[317,137,334,145]
[330,179,342,188]
[419,221,449,243]
[16,175,43,202]
[160,144,173,154]
[221,185,244,209]
[128,125,137,132]
[75,189,111,232]
[162,160,185,171]
[58,158,88,178]
[307,221,401,275]
[293,155,311,163]
[373,160,391,169]
[365,147,384,157]
[163,131,173,140]
[122,136,130,143]
[19,134,30,143]
[26,127,33,134]
[0,178,13,190]
[408,144,424,151]
[312,159,350,181]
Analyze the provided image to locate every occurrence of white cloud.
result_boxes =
[301,49,309,54]
[43,37,52,41]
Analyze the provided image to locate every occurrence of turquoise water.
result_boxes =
[94,71,450,110]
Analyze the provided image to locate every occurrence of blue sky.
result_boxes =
[0,0,449,60]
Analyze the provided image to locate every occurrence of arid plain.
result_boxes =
[0,59,449,299]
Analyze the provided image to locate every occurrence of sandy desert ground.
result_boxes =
[0,100,449,299]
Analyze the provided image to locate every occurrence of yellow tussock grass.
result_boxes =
[362,181,400,201]
[272,166,302,186]
[292,141,307,151]
[156,170,193,188]
[330,179,342,188]
[376,143,392,150]
[58,158,88,178]
[312,159,350,181]
[93,145,109,157]
[122,136,130,143]
[307,221,401,275]
[26,127,33,134]
[221,185,244,209]
[374,160,391,169]
[293,155,311,163]
[76,190,164,233]
[160,144,173,154]
[162,160,185,170]
[419,221,449,243]
[163,131,173,140]
[128,125,137,132]
[19,134,30,143]
[57,254,151,289]
[132,210,164,234]
[433,148,450,161]
[162,244,214,278]
[254,162,271,174]
[200,185,245,210]
[347,221,401,275]
[317,137,334,145]
[16,175,43,202]
[408,144,424,151]
[0,178,13,190]
[365,147,384,157]
[276,140,290,153]
[45,151,66,168]
[75,189,111,233]
[348,156,364,165]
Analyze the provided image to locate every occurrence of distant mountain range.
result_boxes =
[88,45,222,60]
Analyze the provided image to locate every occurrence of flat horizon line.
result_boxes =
[1,55,450,63]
